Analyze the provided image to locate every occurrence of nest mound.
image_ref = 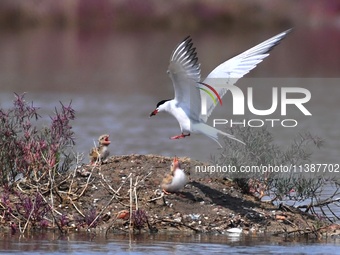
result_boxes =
[2,154,338,237]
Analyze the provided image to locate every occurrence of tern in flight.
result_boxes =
[150,30,291,147]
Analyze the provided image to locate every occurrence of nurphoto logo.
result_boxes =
[198,78,312,128]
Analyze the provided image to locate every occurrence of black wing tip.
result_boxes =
[284,28,293,35]
[277,28,293,41]
[258,28,293,55]
[267,28,293,52]
[178,36,192,47]
[171,36,200,71]
[183,35,191,42]
[180,36,200,67]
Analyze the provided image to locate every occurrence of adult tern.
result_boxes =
[150,30,291,147]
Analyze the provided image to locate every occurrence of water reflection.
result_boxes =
[0,232,339,254]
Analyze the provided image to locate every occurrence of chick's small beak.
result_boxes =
[102,135,111,145]
[149,109,158,117]
[172,156,180,169]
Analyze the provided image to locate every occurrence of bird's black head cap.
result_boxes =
[156,99,171,108]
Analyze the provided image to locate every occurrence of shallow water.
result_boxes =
[0,232,340,255]
[0,27,339,163]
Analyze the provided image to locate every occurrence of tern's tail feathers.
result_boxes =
[193,123,245,148]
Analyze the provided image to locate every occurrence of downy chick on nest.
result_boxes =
[161,157,187,194]
[89,134,110,165]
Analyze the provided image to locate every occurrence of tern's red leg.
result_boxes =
[162,189,186,198]
[170,133,190,140]
[162,189,171,195]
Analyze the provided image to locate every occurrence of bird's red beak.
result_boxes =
[149,109,158,117]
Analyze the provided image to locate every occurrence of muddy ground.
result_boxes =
[1,154,339,238]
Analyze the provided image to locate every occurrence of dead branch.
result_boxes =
[68,153,84,195]
[297,197,340,210]
[100,174,121,197]
[147,192,164,202]
[36,190,64,233]
[134,176,139,211]
[21,193,37,233]
[326,204,340,221]
[72,165,96,200]
[87,191,119,230]
[160,218,201,233]
[69,198,85,218]
[129,176,133,230]
[274,225,328,237]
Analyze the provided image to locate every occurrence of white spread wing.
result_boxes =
[200,29,292,122]
[168,36,202,121]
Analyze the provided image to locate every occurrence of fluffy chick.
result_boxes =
[161,157,187,193]
[89,134,111,165]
